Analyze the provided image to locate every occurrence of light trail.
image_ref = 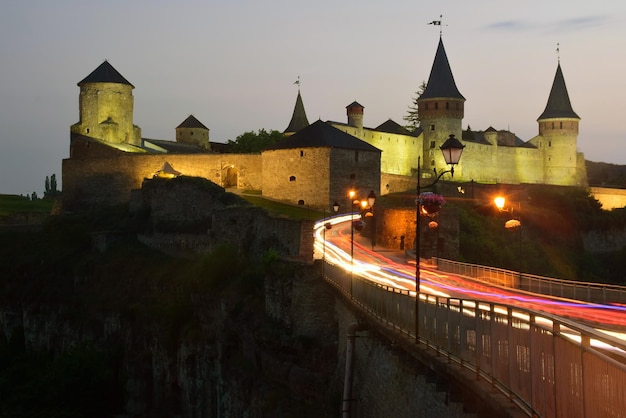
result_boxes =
[314,218,626,333]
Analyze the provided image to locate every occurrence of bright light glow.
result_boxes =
[494,196,505,210]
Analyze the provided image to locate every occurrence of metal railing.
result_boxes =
[436,258,626,305]
[323,261,626,418]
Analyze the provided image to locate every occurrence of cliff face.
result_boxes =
[0,262,341,417]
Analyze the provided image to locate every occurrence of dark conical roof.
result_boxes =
[537,63,579,120]
[177,115,209,130]
[420,38,464,100]
[269,120,381,152]
[375,119,414,136]
[284,91,310,134]
[78,60,134,88]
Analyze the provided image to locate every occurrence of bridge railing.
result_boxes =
[435,258,626,305]
[323,261,626,418]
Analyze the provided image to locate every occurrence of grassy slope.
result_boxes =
[0,194,54,216]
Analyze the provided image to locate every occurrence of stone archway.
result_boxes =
[222,165,238,188]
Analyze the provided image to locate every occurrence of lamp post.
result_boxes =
[415,134,464,343]
[322,202,340,279]
[348,190,357,297]
[367,190,376,250]
[494,196,522,282]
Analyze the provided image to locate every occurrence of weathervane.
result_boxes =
[428,15,445,36]
[294,75,301,91]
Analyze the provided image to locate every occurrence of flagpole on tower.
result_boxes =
[428,15,444,36]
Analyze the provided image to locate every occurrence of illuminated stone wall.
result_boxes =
[62,141,262,210]
[262,147,380,211]
[332,125,420,177]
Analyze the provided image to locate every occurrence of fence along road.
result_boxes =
[316,217,626,417]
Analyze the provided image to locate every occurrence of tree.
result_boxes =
[44,174,59,198]
[226,129,284,153]
[50,174,58,194]
[403,81,427,132]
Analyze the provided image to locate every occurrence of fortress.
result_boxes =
[62,37,587,212]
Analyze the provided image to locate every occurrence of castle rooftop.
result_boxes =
[78,60,134,88]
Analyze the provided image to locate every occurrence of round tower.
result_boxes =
[417,38,465,174]
[176,115,210,150]
[536,63,580,185]
[70,61,141,146]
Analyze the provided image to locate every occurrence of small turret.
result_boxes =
[346,101,364,131]
[176,115,210,150]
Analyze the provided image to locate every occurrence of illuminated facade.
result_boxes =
[329,37,587,189]
[63,38,587,211]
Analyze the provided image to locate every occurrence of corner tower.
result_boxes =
[536,62,580,185]
[417,37,465,174]
[70,61,142,146]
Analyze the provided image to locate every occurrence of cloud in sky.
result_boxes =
[485,15,611,33]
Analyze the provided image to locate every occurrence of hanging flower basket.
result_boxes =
[419,192,445,215]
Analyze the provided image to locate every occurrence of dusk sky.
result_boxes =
[1,1,625,196]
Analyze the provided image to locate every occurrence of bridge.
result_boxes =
[315,217,626,418]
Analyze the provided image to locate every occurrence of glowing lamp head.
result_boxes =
[439,134,465,166]
[367,190,376,208]
[494,196,506,211]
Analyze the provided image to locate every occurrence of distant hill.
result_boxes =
[587,161,626,188]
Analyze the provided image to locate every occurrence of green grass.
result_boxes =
[0,194,54,216]
[239,194,323,220]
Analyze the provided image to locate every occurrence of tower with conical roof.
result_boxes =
[284,88,310,136]
[176,115,210,150]
[534,61,581,185]
[70,61,142,146]
[417,37,465,174]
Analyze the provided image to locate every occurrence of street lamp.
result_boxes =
[322,202,340,278]
[494,196,522,279]
[415,134,464,343]
[367,190,376,250]
[348,190,357,297]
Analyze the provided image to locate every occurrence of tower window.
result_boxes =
[300,150,304,157]
[430,124,435,131]
[298,200,305,205]
[86,128,89,134]
[430,160,435,167]
[430,141,436,149]
[548,141,552,147]
[551,122,555,129]
[559,122,563,129]
[435,102,439,110]
[445,102,449,110]
[289,176,296,181]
